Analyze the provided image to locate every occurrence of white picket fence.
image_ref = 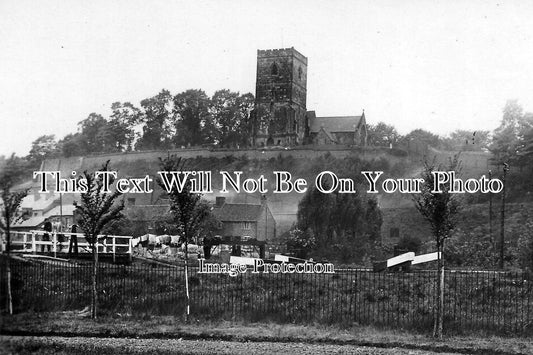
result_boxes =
[2,230,133,259]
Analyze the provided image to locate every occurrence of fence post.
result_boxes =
[128,238,132,263]
[31,232,36,254]
[112,237,116,264]
[53,232,57,258]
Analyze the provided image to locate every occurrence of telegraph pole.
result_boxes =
[499,163,509,269]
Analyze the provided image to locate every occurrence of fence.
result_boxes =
[4,231,132,260]
[1,256,532,335]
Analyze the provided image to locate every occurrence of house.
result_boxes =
[211,196,276,257]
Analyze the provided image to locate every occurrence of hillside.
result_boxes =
[29,146,517,245]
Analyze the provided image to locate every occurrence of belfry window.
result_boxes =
[271,62,278,75]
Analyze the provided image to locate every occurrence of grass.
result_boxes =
[2,312,533,355]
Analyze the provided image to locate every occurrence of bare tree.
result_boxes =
[412,154,462,338]
[75,161,124,319]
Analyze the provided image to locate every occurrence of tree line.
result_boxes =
[26,89,255,164]
[16,88,522,169]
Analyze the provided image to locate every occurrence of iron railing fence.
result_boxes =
[1,256,532,335]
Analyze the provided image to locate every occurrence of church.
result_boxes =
[252,47,367,147]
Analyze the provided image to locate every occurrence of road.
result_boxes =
[0,335,464,354]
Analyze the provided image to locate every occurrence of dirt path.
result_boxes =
[1,335,463,355]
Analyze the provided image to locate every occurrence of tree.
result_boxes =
[412,154,462,338]
[136,90,175,150]
[367,122,400,147]
[489,100,533,165]
[443,130,490,151]
[108,102,141,152]
[0,154,29,314]
[75,161,124,319]
[296,179,383,263]
[402,129,443,150]
[157,155,213,320]
[27,135,59,167]
[173,89,212,147]
[78,113,108,153]
[59,133,87,157]
[211,90,255,147]
[287,228,316,259]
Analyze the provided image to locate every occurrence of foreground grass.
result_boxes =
[1,312,532,355]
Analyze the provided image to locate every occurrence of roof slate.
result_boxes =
[310,115,364,133]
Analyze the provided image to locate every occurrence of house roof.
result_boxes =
[212,203,263,222]
[12,216,46,228]
[309,115,364,133]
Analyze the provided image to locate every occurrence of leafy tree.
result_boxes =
[78,113,108,153]
[59,133,87,157]
[489,100,533,165]
[412,154,462,338]
[402,129,443,149]
[443,129,490,151]
[157,155,214,319]
[0,154,29,314]
[104,102,141,152]
[75,161,124,319]
[445,227,496,268]
[27,135,59,167]
[297,185,335,249]
[173,89,212,147]
[296,181,382,263]
[287,228,316,259]
[136,90,175,150]
[367,122,401,147]
[211,90,255,147]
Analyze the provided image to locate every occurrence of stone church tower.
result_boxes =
[253,48,308,147]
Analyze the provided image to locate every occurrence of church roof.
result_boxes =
[212,203,263,222]
[309,115,365,133]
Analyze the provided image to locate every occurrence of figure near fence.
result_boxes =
[68,224,79,257]
[42,219,52,252]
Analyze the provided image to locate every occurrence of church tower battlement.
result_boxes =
[253,47,308,147]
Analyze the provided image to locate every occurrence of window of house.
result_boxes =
[243,222,251,230]
[298,66,302,80]
[128,198,136,205]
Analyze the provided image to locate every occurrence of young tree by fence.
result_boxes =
[412,154,462,338]
[157,155,213,320]
[0,155,29,315]
[74,161,124,319]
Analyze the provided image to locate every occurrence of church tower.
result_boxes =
[253,47,307,146]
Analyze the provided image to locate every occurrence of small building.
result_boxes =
[212,196,276,257]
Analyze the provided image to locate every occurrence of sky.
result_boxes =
[2,0,533,156]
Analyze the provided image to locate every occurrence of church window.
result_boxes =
[271,62,278,75]
[298,66,302,80]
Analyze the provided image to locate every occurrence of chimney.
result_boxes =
[215,196,226,207]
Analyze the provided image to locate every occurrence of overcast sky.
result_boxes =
[2,0,533,156]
